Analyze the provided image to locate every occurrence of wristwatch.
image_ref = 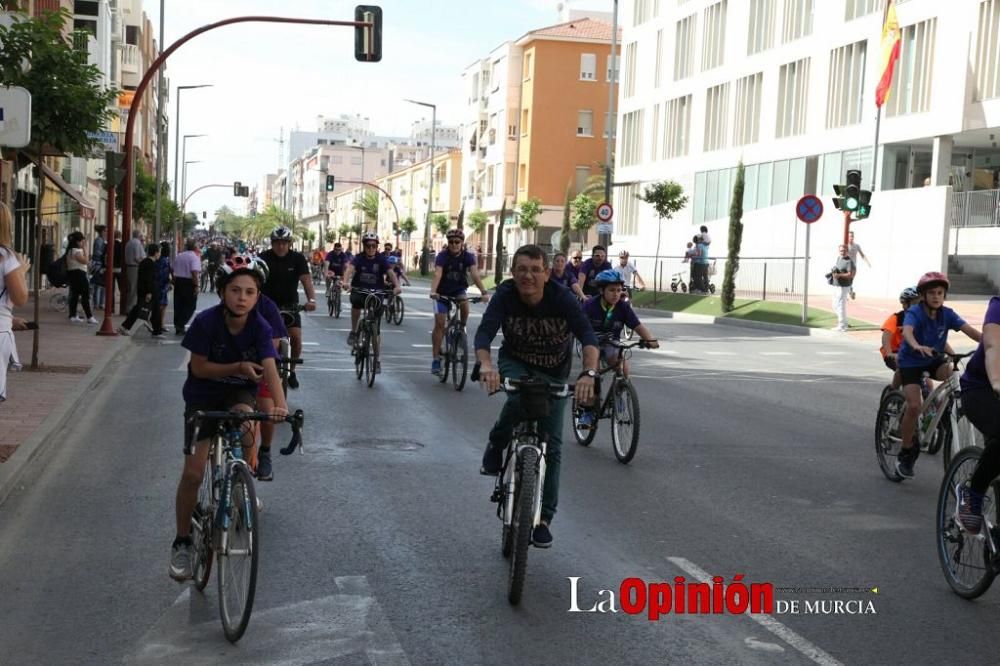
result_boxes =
[579,369,597,379]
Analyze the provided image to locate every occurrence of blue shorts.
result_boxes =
[435,290,467,314]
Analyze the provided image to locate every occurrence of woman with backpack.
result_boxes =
[66,231,97,324]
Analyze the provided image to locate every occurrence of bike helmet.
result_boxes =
[387,255,399,265]
[618,250,630,257]
[899,286,919,303]
[361,231,379,243]
[917,271,950,293]
[270,226,293,242]
[593,269,625,287]
[216,254,267,293]
[446,228,465,241]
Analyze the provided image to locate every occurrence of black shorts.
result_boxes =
[899,357,949,386]
[350,290,385,311]
[276,304,302,329]
[183,388,256,454]
[883,356,898,371]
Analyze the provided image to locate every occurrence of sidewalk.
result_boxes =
[0,291,127,469]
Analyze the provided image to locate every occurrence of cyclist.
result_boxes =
[429,228,491,376]
[259,226,317,390]
[170,261,287,581]
[476,244,599,548]
[203,241,222,292]
[954,295,1000,535]
[550,252,585,300]
[615,250,647,291]
[389,252,411,287]
[894,272,982,479]
[577,245,613,297]
[880,287,921,390]
[567,250,584,281]
[323,242,350,292]
[342,231,401,373]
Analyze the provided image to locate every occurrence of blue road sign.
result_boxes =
[796,195,823,223]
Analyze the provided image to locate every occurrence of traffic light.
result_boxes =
[325,174,336,191]
[233,181,242,197]
[844,169,861,212]
[354,5,383,62]
[856,189,872,219]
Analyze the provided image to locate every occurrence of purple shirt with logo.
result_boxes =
[435,249,476,295]
[962,297,1000,392]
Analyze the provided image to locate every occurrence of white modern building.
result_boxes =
[614,0,1000,298]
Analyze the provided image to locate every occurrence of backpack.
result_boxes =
[46,252,69,288]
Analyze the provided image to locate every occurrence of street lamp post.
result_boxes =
[181,159,204,211]
[172,85,211,255]
[601,0,618,249]
[404,98,436,275]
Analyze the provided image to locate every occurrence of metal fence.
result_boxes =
[627,255,807,303]
[950,189,1000,228]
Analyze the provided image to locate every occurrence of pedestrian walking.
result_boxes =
[829,244,856,332]
[1,201,30,402]
[113,230,125,307]
[172,238,201,335]
[847,230,871,300]
[124,229,144,311]
[118,243,161,335]
[90,224,107,309]
[65,231,97,324]
[155,241,172,336]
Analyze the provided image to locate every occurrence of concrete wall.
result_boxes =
[949,227,1000,255]
[952,256,1000,292]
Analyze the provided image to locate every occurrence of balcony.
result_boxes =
[121,43,139,73]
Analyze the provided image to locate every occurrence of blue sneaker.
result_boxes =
[577,411,595,429]
[431,359,441,375]
[532,523,553,548]
[957,483,985,535]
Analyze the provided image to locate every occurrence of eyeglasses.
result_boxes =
[448,239,462,245]
[364,243,378,248]
[514,266,547,276]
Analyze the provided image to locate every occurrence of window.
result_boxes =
[486,165,495,196]
[826,40,867,128]
[331,155,343,164]
[523,51,533,80]
[704,83,730,152]
[575,166,591,194]
[747,0,775,55]
[580,53,597,80]
[845,0,881,21]
[620,110,645,167]
[975,1,1000,101]
[74,0,99,16]
[781,0,814,43]
[577,110,594,137]
[73,18,97,37]
[508,108,518,139]
[489,113,498,145]
[518,164,527,190]
[674,14,696,80]
[632,0,653,25]
[351,157,362,166]
[654,29,664,88]
[469,72,479,102]
[607,55,620,82]
[615,183,641,236]
[733,72,762,146]
[521,109,529,136]
[603,111,617,138]
[775,57,810,137]
[886,18,936,116]
[623,42,638,97]
[650,103,661,161]
[125,25,138,45]
[701,1,727,72]
[491,59,502,92]
[662,95,691,159]
[506,163,516,196]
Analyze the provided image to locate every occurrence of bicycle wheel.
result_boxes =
[354,326,368,380]
[192,458,215,591]
[937,447,998,599]
[392,295,405,325]
[366,328,379,388]
[508,447,537,606]
[611,380,641,464]
[571,397,598,447]
[327,291,335,317]
[875,390,906,482]
[500,478,513,559]
[334,289,342,319]
[217,463,259,643]
[438,330,451,384]
[452,331,469,391]
[278,339,290,395]
[49,292,66,312]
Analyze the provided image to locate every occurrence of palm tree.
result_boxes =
[352,190,380,232]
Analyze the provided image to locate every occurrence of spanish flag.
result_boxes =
[875,0,901,107]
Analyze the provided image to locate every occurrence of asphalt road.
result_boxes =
[0,283,995,665]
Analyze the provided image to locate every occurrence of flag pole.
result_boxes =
[870,106,882,191]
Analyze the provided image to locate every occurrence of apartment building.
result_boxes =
[615,0,1000,297]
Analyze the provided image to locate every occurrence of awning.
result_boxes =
[36,160,97,220]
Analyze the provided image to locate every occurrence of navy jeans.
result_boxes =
[487,357,569,522]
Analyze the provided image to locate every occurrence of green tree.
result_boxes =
[399,216,418,236]
[570,193,598,243]
[432,213,449,236]
[559,184,572,254]
[181,212,199,236]
[468,209,489,235]
[352,190,380,229]
[638,181,688,294]
[517,197,542,231]
[721,162,745,312]
[213,205,245,236]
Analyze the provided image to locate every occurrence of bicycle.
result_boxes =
[186,408,305,643]
[310,263,325,288]
[200,266,215,293]
[875,352,982,481]
[48,288,68,312]
[435,295,481,391]
[350,288,387,387]
[621,286,643,340]
[277,305,306,394]
[326,276,342,318]
[473,365,573,605]
[383,291,405,326]
[570,338,649,464]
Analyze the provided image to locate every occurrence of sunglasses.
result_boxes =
[448,239,463,244]
[364,242,378,248]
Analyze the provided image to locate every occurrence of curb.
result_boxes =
[0,336,129,508]
[631,305,877,340]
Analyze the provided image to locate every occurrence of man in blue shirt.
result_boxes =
[429,228,491,375]
[475,244,599,548]
[894,271,981,478]
[577,245,613,297]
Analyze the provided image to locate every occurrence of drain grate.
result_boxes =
[339,438,424,451]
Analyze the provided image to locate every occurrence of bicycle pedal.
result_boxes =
[490,489,502,503]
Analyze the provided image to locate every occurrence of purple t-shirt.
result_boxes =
[435,249,476,295]
[181,304,277,404]
[325,250,350,275]
[962,297,1000,392]
[256,293,288,340]
[578,258,613,294]
[582,296,640,339]
[351,252,390,289]
[551,269,578,290]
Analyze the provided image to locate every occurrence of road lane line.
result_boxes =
[667,557,842,666]
[175,350,190,371]
[817,351,849,356]
[703,351,737,356]
[758,352,793,356]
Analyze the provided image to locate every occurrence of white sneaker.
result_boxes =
[70,316,85,323]
[87,317,99,324]
[116,326,131,336]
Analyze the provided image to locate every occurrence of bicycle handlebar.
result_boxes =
[434,295,482,304]
[470,363,574,397]
[277,356,304,366]
[186,409,305,455]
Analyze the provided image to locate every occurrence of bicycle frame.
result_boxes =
[211,428,255,554]
[916,372,961,448]
[500,427,548,532]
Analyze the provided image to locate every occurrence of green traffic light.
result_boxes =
[846,197,859,211]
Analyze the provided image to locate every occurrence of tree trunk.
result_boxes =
[653,215,663,300]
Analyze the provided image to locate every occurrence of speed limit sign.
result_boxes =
[596,201,613,222]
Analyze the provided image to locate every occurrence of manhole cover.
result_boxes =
[339,438,424,451]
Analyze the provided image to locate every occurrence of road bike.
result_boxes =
[571,338,649,464]
[435,295,481,391]
[186,408,304,643]
[351,288,387,387]
[474,365,572,605]
[326,276,342,318]
[383,291,405,326]
[277,305,306,394]
[875,352,982,481]
[937,445,1000,599]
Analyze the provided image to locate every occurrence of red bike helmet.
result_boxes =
[917,271,949,293]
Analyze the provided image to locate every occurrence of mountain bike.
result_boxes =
[277,305,306,394]
[326,276,342,318]
[875,352,981,481]
[571,338,649,463]
[383,291,405,326]
[474,365,572,605]
[351,288,387,387]
[186,408,304,643]
[435,295,481,391]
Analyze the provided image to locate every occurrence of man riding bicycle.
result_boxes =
[577,245,613,297]
[430,228,490,376]
[475,244,599,548]
[203,241,222,292]
[323,242,351,288]
[615,250,646,291]
[259,226,317,390]
[342,231,401,373]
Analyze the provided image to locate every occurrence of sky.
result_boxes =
[149,0,611,218]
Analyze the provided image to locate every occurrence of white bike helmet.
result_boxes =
[270,226,293,242]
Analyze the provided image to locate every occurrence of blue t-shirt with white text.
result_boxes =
[897,303,967,368]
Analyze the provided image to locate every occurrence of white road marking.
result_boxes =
[817,351,849,356]
[175,350,190,371]
[758,352,793,356]
[703,351,737,356]
[302,342,320,346]
[667,557,842,666]
[744,637,785,653]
